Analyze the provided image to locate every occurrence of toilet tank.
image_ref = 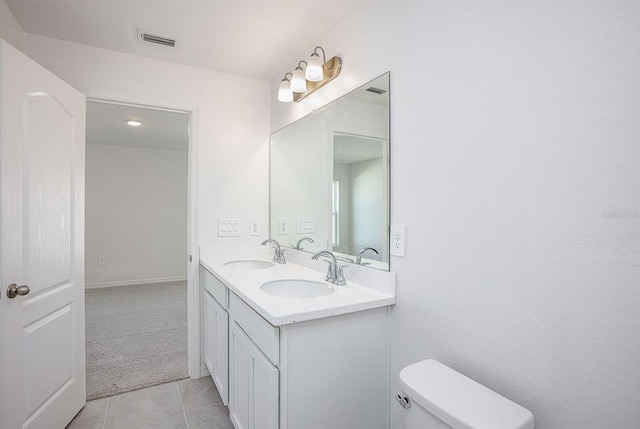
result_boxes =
[398,359,534,429]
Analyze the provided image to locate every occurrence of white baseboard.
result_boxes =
[86,275,188,289]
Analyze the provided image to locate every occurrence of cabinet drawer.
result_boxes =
[201,266,228,309]
[229,292,279,365]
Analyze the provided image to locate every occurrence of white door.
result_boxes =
[0,41,86,429]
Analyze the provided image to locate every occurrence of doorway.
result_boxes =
[84,100,191,399]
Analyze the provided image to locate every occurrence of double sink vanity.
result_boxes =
[200,244,395,429]
[200,72,393,429]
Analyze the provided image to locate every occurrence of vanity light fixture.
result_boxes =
[126,120,142,127]
[305,46,326,81]
[278,73,294,102]
[278,46,342,103]
[290,61,308,93]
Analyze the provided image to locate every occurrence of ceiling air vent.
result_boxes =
[137,29,177,48]
[366,87,387,95]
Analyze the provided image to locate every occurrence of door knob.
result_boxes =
[7,283,30,299]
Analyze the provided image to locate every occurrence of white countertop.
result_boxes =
[200,246,395,326]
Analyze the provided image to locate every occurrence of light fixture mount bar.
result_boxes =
[292,56,342,103]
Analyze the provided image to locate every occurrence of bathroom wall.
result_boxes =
[350,157,384,259]
[0,0,23,51]
[272,1,640,428]
[85,143,187,287]
[22,33,271,249]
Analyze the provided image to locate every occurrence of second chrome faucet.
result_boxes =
[311,250,346,285]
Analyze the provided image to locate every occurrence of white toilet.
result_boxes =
[398,359,534,429]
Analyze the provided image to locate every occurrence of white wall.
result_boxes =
[0,0,23,51]
[85,143,187,287]
[272,1,640,428]
[270,113,329,251]
[333,163,352,254]
[350,157,384,260]
[23,34,271,248]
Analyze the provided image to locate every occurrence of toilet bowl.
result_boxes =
[398,359,534,429]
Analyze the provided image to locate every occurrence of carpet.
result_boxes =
[85,281,188,400]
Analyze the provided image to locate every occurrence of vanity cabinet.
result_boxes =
[200,263,390,429]
[201,267,229,405]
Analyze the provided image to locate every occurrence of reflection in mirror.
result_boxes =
[270,73,390,270]
[332,133,388,265]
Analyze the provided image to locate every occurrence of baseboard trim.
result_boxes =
[86,276,188,289]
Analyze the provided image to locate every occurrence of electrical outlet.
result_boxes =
[99,256,106,265]
[279,218,289,235]
[390,224,406,257]
[250,218,261,236]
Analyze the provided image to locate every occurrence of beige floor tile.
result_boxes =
[66,397,107,429]
[126,413,187,429]
[185,403,234,429]
[104,382,183,428]
[178,376,223,412]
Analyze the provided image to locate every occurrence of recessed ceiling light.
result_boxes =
[127,120,142,127]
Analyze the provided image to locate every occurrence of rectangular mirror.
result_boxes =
[270,72,390,270]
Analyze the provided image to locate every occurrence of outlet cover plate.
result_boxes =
[250,218,261,236]
[279,218,289,235]
[390,224,406,257]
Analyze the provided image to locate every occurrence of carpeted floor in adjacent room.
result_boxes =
[85,281,188,401]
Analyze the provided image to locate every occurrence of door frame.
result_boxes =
[83,88,201,378]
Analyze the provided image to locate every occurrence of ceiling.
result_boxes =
[6,0,358,80]
[86,101,189,151]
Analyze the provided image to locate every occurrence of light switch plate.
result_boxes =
[296,218,315,234]
[218,219,240,237]
[390,224,406,257]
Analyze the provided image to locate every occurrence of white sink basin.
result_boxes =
[223,260,274,269]
[260,279,334,298]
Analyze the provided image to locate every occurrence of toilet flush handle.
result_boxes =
[395,394,411,409]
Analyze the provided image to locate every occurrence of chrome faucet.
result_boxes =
[262,239,286,264]
[294,237,314,250]
[312,250,346,285]
[356,247,379,265]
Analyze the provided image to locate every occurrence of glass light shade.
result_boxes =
[290,67,307,93]
[278,79,293,102]
[305,54,324,82]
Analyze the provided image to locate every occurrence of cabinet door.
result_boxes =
[230,321,251,429]
[203,291,216,376]
[213,297,229,405]
[230,321,279,429]
[204,290,229,405]
[248,337,279,429]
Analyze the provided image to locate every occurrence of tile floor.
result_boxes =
[66,377,234,429]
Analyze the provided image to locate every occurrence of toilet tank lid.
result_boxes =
[399,359,534,429]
